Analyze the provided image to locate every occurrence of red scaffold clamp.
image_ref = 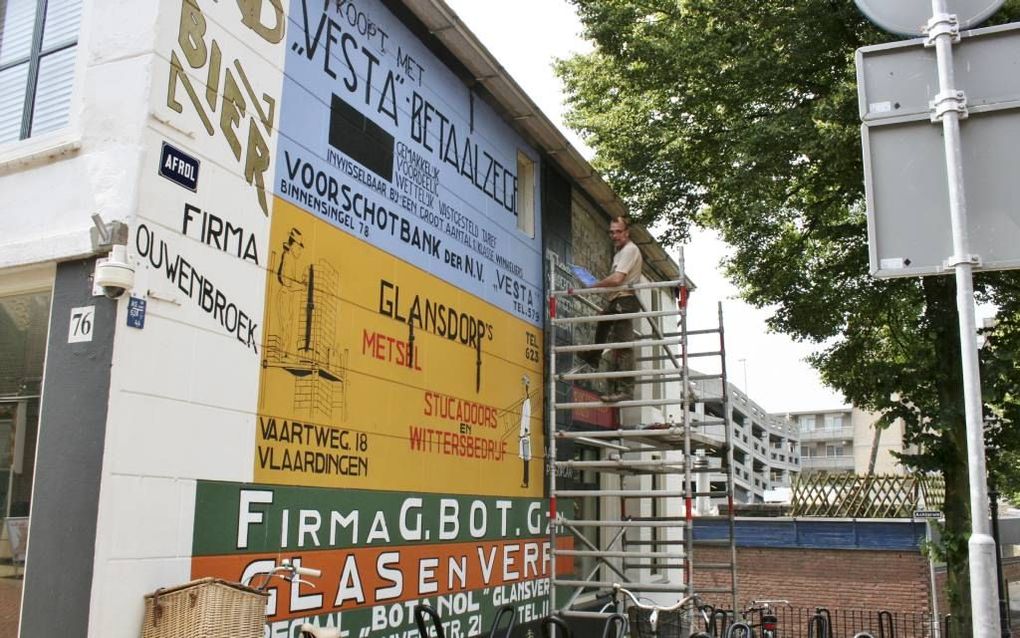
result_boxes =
[677,285,689,310]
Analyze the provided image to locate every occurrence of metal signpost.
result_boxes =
[855,2,1006,638]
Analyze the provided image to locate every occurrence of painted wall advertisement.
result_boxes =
[146,0,557,635]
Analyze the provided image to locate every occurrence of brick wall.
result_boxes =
[568,192,613,351]
[694,545,932,612]
[571,192,613,277]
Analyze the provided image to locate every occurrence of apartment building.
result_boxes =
[686,377,800,504]
[792,407,908,475]
[729,385,800,501]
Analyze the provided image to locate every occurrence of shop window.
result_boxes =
[0,290,50,518]
[0,0,82,144]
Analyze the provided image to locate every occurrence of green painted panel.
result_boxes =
[193,480,547,555]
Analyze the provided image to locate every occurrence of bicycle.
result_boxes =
[238,558,338,638]
[612,583,709,638]
[724,600,790,638]
[414,602,516,638]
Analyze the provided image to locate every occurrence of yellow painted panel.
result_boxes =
[256,198,543,497]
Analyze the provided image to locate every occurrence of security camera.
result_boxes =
[94,244,135,299]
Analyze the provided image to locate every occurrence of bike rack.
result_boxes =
[413,605,445,638]
[541,616,573,638]
[488,605,516,638]
[877,609,894,638]
[707,607,730,637]
[724,620,753,638]
[808,608,831,638]
[601,613,627,638]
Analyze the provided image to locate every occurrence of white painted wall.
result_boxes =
[0,0,157,270]
[8,1,550,636]
[85,1,289,635]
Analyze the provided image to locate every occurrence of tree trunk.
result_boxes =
[923,276,972,638]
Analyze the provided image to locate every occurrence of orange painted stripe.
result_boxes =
[191,537,573,621]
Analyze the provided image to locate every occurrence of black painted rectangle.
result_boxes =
[158,141,200,191]
[328,94,394,181]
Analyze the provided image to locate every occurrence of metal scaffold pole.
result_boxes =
[545,249,739,633]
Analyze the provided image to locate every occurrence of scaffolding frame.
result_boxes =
[545,251,738,632]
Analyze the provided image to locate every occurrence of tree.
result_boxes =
[556,0,1020,633]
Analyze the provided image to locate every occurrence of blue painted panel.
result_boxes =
[796,520,858,548]
[856,521,927,550]
[275,0,544,327]
[692,519,925,551]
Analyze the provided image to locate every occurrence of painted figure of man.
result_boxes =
[579,216,643,402]
[274,227,306,360]
[519,374,532,488]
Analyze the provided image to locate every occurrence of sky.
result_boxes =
[443,0,848,414]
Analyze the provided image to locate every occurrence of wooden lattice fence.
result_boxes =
[791,473,945,518]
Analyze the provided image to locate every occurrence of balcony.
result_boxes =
[799,426,854,442]
[800,455,855,471]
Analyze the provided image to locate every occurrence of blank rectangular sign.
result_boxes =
[863,108,1020,278]
[857,22,1020,122]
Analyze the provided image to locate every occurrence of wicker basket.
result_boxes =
[141,577,269,638]
[628,607,690,638]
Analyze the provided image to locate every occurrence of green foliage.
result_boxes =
[979,280,1020,501]
[558,0,1020,628]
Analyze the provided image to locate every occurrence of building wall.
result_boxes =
[20,258,116,637]
[0,1,156,270]
[793,408,908,476]
[6,1,554,637]
[692,384,799,504]
[570,191,614,277]
[693,519,932,613]
[694,545,931,612]
[852,408,907,475]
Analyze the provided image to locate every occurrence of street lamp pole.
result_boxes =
[738,358,748,395]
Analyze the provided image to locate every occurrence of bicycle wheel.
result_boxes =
[725,621,755,638]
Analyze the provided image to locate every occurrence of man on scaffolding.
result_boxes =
[579,216,643,402]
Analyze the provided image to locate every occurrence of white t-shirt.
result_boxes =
[518,397,532,460]
[610,241,642,300]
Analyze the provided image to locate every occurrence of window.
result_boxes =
[0,289,50,516]
[798,415,816,431]
[515,151,535,237]
[0,0,81,144]
[824,414,844,430]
